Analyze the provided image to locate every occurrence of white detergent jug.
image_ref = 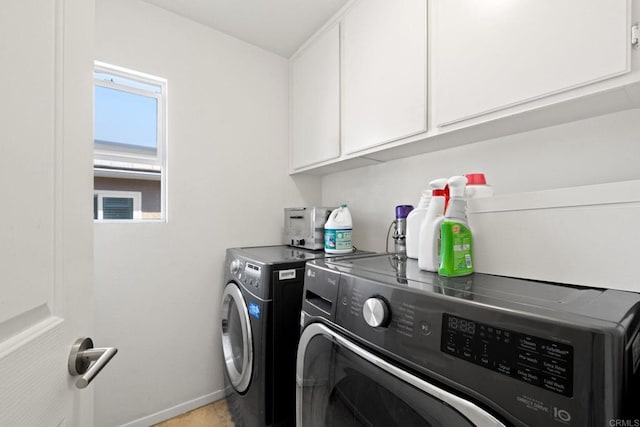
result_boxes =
[324,205,353,254]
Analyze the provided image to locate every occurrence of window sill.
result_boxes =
[93,219,166,224]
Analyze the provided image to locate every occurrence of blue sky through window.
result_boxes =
[94,85,158,150]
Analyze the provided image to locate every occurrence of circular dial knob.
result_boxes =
[362,297,390,328]
[230,259,242,275]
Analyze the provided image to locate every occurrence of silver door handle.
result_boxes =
[68,337,118,389]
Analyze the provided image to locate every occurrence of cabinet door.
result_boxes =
[342,0,427,155]
[433,0,630,126]
[290,24,341,170]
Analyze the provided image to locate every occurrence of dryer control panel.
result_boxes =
[441,313,574,397]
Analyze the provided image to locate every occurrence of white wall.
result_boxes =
[321,109,640,252]
[93,1,321,425]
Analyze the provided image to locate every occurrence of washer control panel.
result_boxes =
[334,272,577,399]
[230,258,263,291]
[242,262,262,290]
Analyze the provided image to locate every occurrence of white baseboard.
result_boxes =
[118,389,226,427]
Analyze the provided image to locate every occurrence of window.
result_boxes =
[93,62,167,221]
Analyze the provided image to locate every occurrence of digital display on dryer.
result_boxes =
[446,316,477,335]
[441,313,574,397]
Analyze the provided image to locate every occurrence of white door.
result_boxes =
[0,0,97,425]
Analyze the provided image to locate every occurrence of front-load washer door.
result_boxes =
[297,322,505,427]
[221,282,253,393]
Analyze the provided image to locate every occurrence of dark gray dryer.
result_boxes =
[297,253,640,427]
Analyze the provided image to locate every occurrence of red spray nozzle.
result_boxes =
[465,173,487,185]
[443,184,450,214]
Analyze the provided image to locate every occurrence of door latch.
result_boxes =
[68,337,118,389]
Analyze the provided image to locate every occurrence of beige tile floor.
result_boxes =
[154,400,234,427]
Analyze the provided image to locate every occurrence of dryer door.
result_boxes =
[221,282,253,393]
[297,322,505,427]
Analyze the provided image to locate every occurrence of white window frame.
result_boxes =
[93,61,168,221]
[94,190,142,221]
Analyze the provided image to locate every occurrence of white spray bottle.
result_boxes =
[405,189,430,259]
[417,178,448,272]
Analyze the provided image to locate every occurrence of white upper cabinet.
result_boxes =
[432,0,631,126]
[342,0,427,155]
[290,24,341,170]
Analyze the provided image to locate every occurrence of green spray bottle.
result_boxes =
[439,176,473,277]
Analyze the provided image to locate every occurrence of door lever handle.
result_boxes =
[68,337,118,389]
